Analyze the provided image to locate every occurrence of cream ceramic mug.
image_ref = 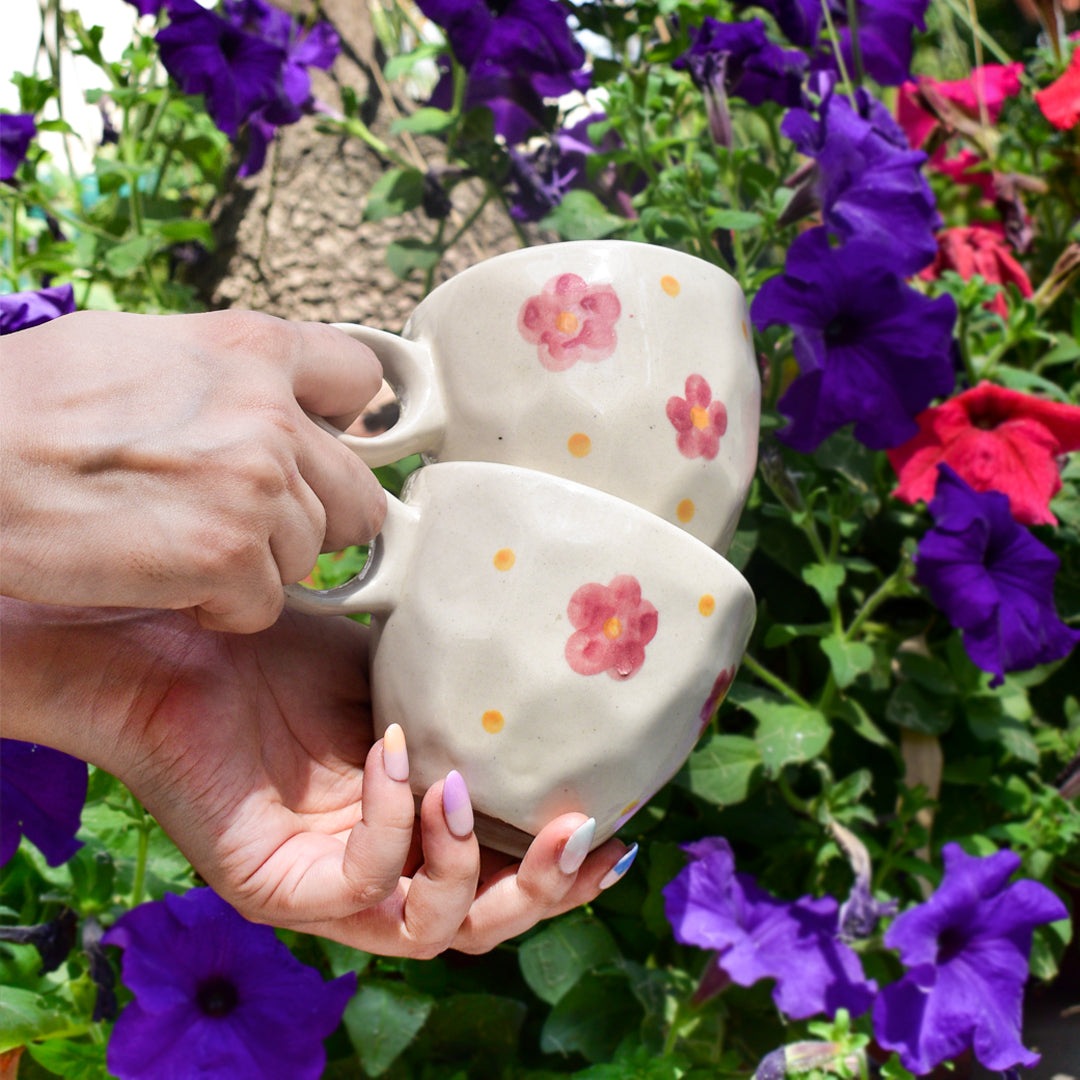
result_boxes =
[331,240,759,553]
[287,461,755,855]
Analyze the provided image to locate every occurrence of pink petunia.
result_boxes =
[666,374,728,460]
[1035,48,1080,130]
[887,382,1080,526]
[517,273,621,371]
[565,575,658,680]
[920,226,1033,317]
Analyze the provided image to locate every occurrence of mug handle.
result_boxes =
[330,323,447,468]
[284,493,419,617]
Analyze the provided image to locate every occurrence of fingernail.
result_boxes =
[382,723,409,782]
[558,817,596,875]
[442,770,474,839]
[599,843,638,890]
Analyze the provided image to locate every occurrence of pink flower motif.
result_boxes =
[517,273,621,371]
[699,667,735,733]
[666,374,728,460]
[565,575,659,680]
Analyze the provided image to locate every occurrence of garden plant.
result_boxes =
[2,0,1079,1077]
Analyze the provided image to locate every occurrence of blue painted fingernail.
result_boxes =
[558,818,596,875]
[599,843,638,889]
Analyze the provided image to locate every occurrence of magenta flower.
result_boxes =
[565,575,658,680]
[103,888,355,1080]
[0,740,87,867]
[914,465,1080,686]
[751,227,956,451]
[664,837,876,1020]
[699,667,735,732]
[0,285,76,334]
[1,112,37,180]
[518,272,621,371]
[667,374,728,460]
[873,844,1067,1074]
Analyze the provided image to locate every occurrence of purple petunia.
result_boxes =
[0,284,76,335]
[419,0,590,143]
[663,837,876,1021]
[156,0,286,139]
[914,465,1080,686]
[782,81,940,274]
[750,227,956,451]
[102,888,356,1080]
[873,844,1067,1074]
[1,112,37,180]
[0,740,88,867]
[123,0,168,16]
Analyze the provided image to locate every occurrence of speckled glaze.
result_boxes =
[331,240,760,553]
[286,462,755,855]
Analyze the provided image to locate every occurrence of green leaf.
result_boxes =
[540,972,641,1063]
[834,699,892,748]
[341,982,434,1077]
[26,1037,107,1080]
[801,563,845,608]
[363,167,426,222]
[0,986,84,1053]
[103,234,159,277]
[678,732,761,806]
[419,993,526,1067]
[966,699,1040,763]
[754,705,831,772]
[390,107,454,135]
[319,938,372,980]
[519,912,621,1005]
[820,633,874,689]
[155,218,214,246]
[886,680,955,735]
[541,190,627,240]
[385,238,442,280]
[705,209,763,231]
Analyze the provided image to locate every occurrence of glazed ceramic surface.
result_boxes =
[287,462,756,854]
[331,240,760,553]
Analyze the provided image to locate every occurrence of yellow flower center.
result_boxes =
[555,310,579,334]
[603,617,623,640]
[690,405,710,429]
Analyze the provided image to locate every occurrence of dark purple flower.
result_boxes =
[873,844,1067,1074]
[751,227,956,451]
[1,113,37,180]
[103,888,355,1080]
[663,837,876,1021]
[123,0,168,16]
[835,0,929,87]
[739,0,821,47]
[782,82,939,273]
[156,0,286,138]
[223,0,339,124]
[419,0,589,142]
[914,466,1080,686]
[0,740,87,867]
[0,285,76,334]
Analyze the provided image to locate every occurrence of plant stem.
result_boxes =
[819,0,857,105]
[130,797,152,908]
[843,0,865,87]
[741,653,814,710]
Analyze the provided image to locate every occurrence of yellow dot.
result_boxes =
[555,310,579,334]
[699,594,716,616]
[690,405,710,429]
[619,799,639,818]
[677,499,696,523]
[741,319,749,340]
[603,617,623,640]
[567,432,592,457]
[493,548,516,571]
[660,275,681,296]
[482,710,505,733]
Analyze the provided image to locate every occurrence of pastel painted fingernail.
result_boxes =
[558,817,596,875]
[382,723,409,782]
[599,843,639,890]
[442,770,474,839]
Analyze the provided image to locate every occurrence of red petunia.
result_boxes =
[1035,49,1080,131]
[920,226,1033,317]
[888,382,1080,526]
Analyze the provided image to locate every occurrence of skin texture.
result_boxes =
[0,309,387,633]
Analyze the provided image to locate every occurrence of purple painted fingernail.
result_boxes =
[442,770,474,839]
[382,723,409,783]
[599,843,638,890]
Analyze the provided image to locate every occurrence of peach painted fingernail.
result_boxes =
[442,770,474,838]
[558,818,596,875]
[382,723,409,782]
[599,843,639,889]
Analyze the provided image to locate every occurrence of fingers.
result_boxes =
[286,321,384,426]
[448,820,639,955]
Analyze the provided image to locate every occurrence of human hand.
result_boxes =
[0,310,385,632]
[7,603,633,956]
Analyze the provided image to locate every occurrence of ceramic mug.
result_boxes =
[286,461,756,855]
[330,240,760,553]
